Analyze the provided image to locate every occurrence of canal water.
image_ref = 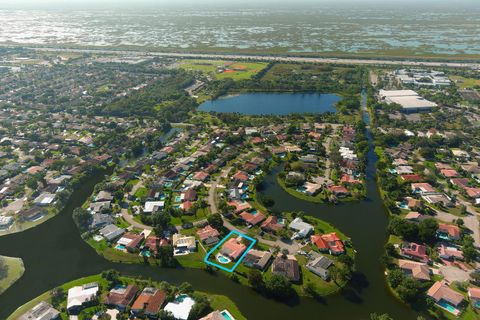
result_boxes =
[0,92,419,319]
[198,93,341,115]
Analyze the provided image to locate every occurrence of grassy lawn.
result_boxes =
[294,255,343,296]
[277,175,327,203]
[86,238,152,264]
[179,59,268,81]
[7,273,247,320]
[0,256,25,295]
[450,76,480,90]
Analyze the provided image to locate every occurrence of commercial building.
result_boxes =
[379,90,437,113]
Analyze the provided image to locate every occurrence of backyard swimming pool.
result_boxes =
[216,253,231,264]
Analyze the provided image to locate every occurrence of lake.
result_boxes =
[198,93,342,115]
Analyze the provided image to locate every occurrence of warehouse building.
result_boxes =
[379,89,438,113]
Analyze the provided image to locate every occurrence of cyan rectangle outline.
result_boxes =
[203,230,256,273]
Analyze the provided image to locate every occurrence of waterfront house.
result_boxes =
[328,185,350,197]
[104,285,139,311]
[243,249,272,270]
[400,242,429,263]
[89,201,111,214]
[95,191,114,202]
[427,281,464,316]
[411,183,435,194]
[232,170,249,183]
[116,232,145,253]
[33,193,55,206]
[220,237,247,261]
[261,216,284,232]
[311,233,346,255]
[18,301,60,320]
[131,287,166,317]
[404,211,423,222]
[400,174,423,182]
[437,223,461,241]
[144,236,169,257]
[289,217,314,239]
[196,225,220,245]
[271,254,300,282]
[200,310,231,320]
[468,287,480,309]
[163,294,195,320]
[306,254,333,280]
[398,259,431,281]
[227,200,252,214]
[67,282,99,314]
[89,213,114,230]
[143,201,165,214]
[99,224,125,242]
[172,234,196,254]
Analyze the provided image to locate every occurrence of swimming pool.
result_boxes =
[221,310,235,320]
[140,250,151,257]
[174,195,182,202]
[216,253,231,264]
[115,244,126,250]
[437,300,458,314]
[250,209,258,215]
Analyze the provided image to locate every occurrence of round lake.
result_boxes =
[198,93,341,115]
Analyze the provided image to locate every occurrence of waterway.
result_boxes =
[198,93,341,115]
[0,92,420,319]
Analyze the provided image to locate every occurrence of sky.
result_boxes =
[1,0,479,9]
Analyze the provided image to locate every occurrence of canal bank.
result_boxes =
[0,93,420,320]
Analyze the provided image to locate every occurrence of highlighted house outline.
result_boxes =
[204,230,256,273]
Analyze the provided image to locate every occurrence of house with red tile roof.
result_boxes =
[116,232,145,253]
[440,169,459,178]
[340,174,361,184]
[131,287,166,317]
[104,285,139,311]
[227,201,252,214]
[411,183,435,194]
[180,200,195,212]
[144,236,169,257]
[250,136,264,145]
[239,211,266,226]
[465,187,480,199]
[398,259,431,281]
[183,188,197,202]
[437,223,461,241]
[400,174,423,182]
[400,242,429,263]
[196,225,220,245]
[438,244,464,261]
[427,281,464,316]
[232,170,249,182]
[193,171,209,181]
[468,287,480,309]
[311,233,345,255]
[261,216,284,232]
[220,237,247,261]
[328,185,350,197]
[450,178,470,189]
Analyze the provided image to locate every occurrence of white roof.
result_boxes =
[163,295,195,320]
[289,217,314,233]
[386,96,437,109]
[67,283,99,310]
[379,89,418,98]
[144,201,165,213]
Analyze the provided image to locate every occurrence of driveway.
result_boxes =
[433,208,480,248]
[439,265,471,283]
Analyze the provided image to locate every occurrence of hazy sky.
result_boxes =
[1,0,479,9]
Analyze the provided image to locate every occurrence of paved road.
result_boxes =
[121,209,152,230]
[30,47,480,69]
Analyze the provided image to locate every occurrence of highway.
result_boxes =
[29,46,480,69]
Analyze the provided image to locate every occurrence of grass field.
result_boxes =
[0,256,25,295]
[179,59,268,80]
[450,76,480,90]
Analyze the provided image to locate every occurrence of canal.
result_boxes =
[0,92,419,319]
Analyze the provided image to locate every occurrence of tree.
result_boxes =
[179,282,194,294]
[247,269,265,291]
[387,268,404,289]
[72,207,92,232]
[187,295,212,320]
[370,313,394,320]
[396,278,422,303]
[265,274,292,299]
[206,213,224,231]
[101,269,121,289]
[418,218,438,244]
[158,245,175,267]
[158,310,176,320]
[50,287,65,307]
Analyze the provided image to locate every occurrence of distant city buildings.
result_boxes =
[394,69,451,87]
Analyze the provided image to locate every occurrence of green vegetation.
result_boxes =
[179,59,268,81]
[0,256,25,295]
